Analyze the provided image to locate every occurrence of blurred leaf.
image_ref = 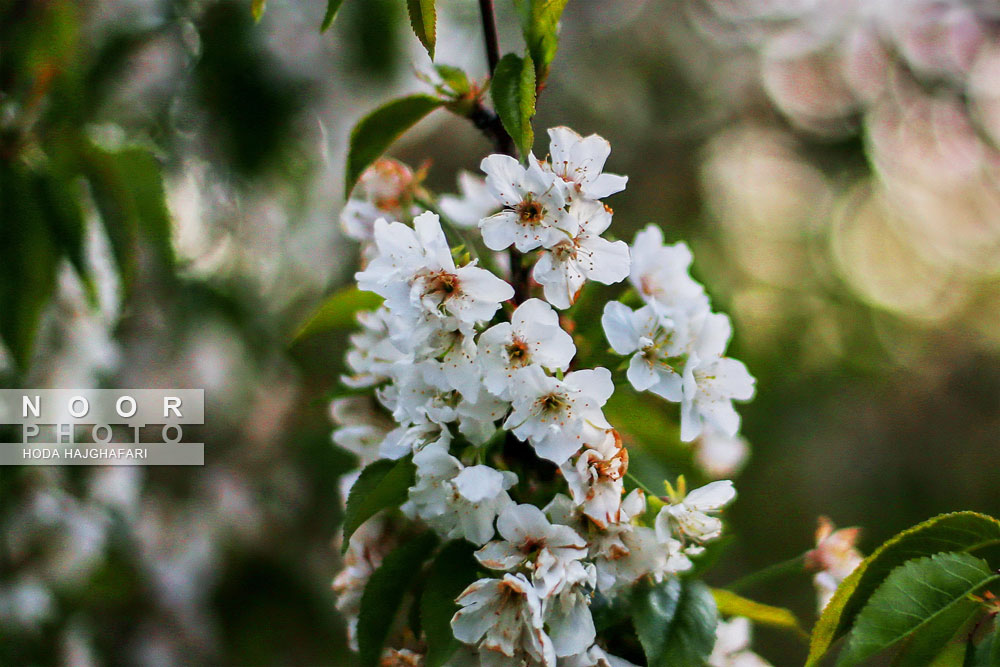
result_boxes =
[34,165,96,304]
[712,589,806,637]
[321,0,346,32]
[421,541,480,667]
[491,53,535,158]
[342,457,416,551]
[434,64,470,97]
[357,532,438,667]
[0,165,60,369]
[345,94,443,197]
[251,0,266,22]
[836,552,1000,666]
[515,0,568,82]
[964,620,1000,666]
[292,287,382,342]
[632,577,717,667]
[808,512,1000,666]
[405,0,435,59]
[83,144,174,289]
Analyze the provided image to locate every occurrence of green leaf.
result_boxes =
[0,165,60,370]
[490,53,536,158]
[406,0,436,59]
[345,94,443,197]
[836,552,1000,666]
[964,619,1000,667]
[892,594,981,667]
[251,0,266,22]
[712,589,806,637]
[292,287,383,342]
[421,541,480,667]
[342,457,416,551]
[357,532,439,667]
[809,511,1000,666]
[515,0,569,82]
[321,0,346,32]
[632,577,718,667]
[83,144,175,290]
[434,64,470,97]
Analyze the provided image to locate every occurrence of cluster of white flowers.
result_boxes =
[332,127,757,665]
[603,225,756,442]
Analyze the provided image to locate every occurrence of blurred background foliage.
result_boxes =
[1,0,998,665]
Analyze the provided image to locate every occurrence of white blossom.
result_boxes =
[505,366,615,465]
[341,158,418,245]
[628,225,708,315]
[440,171,500,228]
[559,645,639,667]
[708,617,772,667]
[404,445,516,545]
[451,573,556,666]
[479,299,576,400]
[560,430,628,529]
[656,480,736,545]
[330,397,394,466]
[479,154,573,252]
[356,212,514,341]
[806,517,863,612]
[601,301,688,401]
[694,427,751,479]
[545,127,628,201]
[342,306,409,388]
[680,312,756,442]
[476,504,589,598]
[332,516,397,650]
[534,200,630,309]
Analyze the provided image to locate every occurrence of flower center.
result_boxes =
[427,271,459,297]
[506,337,530,365]
[551,239,575,262]
[516,198,545,225]
[539,392,568,414]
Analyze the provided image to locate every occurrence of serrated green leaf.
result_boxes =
[292,287,382,342]
[406,0,435,59]
[632,577,718,667]
[345,95,443,197]
[836,552,1000,666]
[251,0,266,22]
[342,457,416,551]
[712,589,806,637]
[490,53,535,158]
[357,532,439,667]
[320,0,346,32]
[893,597,980,667]
[515,0,569,82]
[421,541,480,667]
[809,511,1000,666]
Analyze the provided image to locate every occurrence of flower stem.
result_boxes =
[726,553,808,594]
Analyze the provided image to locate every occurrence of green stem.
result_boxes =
[727,553,808,594]
[625,472,658,498]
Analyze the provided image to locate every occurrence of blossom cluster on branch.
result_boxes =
[331,127,761,666]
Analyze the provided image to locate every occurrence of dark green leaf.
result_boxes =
[357,532,439,667]
[345,94,443,197]
[321,0,346,32]
[421,541,480,667]
[35,167,95,304]
[292,287,383,342]
[0,165,60,369]
[809,512,1000,666]
[342,457,416,551]
[406,0,436,59]
[632,577,717,667]
[490,53,535,158]
[964,619,1000,667]
[893,595,981,667]
[83,144,174,291]
[837,552,1000,666]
